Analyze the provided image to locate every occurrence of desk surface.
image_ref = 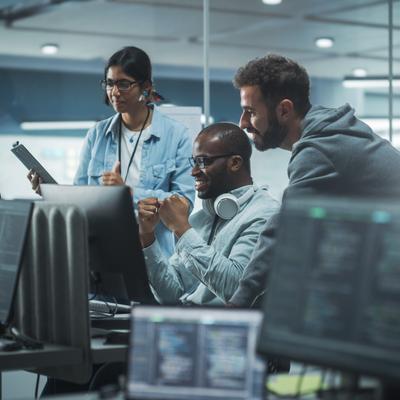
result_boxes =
[0,343,82,371]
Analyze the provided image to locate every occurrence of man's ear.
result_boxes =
[276,99,294,122]
[228,155,243,172]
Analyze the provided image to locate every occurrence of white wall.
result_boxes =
[0,135,83,199]
[2,371,46,399]
[251,147,290,202]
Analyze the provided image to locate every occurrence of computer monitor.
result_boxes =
[258,195,400,382]
[0,199,32,330]
[126,306,266,400]
[41,184,155,304]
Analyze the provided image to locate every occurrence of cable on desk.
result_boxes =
[90,311,116,319]
[87,362,125,393]
[295,364,307,398]
[89,297,119,319]
[91,283,119,317]
[264,367,270,400]
[314,368,327,398]
[328,369,338,396]
[34,374,40,399]
[88,363,110,392]
[317,368,327,395]
[10,326,43,349]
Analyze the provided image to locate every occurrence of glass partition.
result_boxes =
[209,0,399,200]
[0,0,398,201]
[0,0,204,199]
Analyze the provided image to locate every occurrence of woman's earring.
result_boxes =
[139,90,149,102]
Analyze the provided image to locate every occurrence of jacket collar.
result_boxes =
[105,106,162,140]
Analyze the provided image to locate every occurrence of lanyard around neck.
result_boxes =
[118,107,150,183]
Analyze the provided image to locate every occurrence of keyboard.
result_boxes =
[89,299,131,314]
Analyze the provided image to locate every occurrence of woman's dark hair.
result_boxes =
[103,46,152,105]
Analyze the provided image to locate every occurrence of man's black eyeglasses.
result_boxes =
[189,154,236,169]
[100,79,139,92]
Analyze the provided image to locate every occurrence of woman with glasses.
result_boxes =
[29,46,194,257]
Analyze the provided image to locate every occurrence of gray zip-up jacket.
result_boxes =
[230,104,400,306]
[143,185,279,305]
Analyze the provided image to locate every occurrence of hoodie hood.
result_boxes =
[287,101,400,200]
[300,103,374,141]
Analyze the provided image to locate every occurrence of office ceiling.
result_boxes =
[0,0,398,79]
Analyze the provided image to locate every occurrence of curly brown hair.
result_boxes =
[233,54,311,117]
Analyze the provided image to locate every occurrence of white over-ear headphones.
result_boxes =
[202,186,256,220]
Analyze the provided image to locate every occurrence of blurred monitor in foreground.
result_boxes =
[41,184,155,304]
[258,195,400,382]
[126,306,265,400]
[0,200,32,330]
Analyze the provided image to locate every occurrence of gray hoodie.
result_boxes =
[230,104,400,306]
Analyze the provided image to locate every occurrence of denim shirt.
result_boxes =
[74,107,195,257]
[143,185,280,305]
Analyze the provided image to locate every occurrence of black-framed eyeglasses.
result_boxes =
[189,154,236,169]
[100,79,139,92]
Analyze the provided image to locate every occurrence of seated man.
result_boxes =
[138,122,279,305]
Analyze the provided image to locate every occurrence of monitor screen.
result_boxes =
[126,306,266,400]
[0,199,32,327]
[258,195,400,381]
[41,184,155,304]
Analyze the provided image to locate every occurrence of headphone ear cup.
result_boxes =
[202,199,215,216]
[213,187,256,220]
[214,194,240,220]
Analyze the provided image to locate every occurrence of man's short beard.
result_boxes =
[197,172,232,200]
[258,115,288,151]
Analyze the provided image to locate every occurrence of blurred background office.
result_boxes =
[0,0,398,397]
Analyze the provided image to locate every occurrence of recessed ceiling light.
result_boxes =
[352,68,367,78]
[342,76,400,89]
[315,37,334,48]
[41,44,59,55]
[262,0,282,4]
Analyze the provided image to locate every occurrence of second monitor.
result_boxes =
[41,184,155,304]
[258,195,400,382]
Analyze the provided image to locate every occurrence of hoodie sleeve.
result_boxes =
[229,212,280,307]
[287,144,339,196]
[230,145,338,307]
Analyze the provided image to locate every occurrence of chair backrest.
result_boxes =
[13,201,92,383]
